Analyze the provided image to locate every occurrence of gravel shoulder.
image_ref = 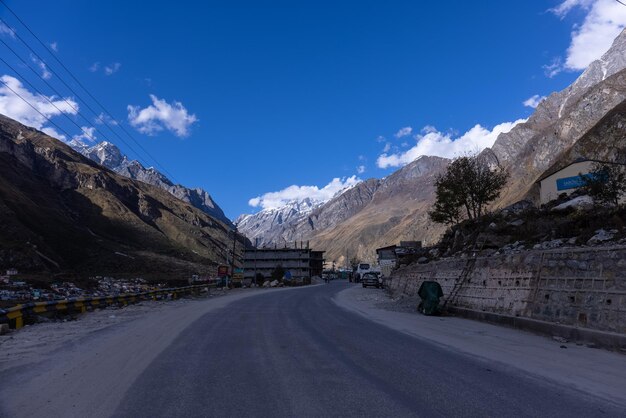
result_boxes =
[334,284,626,408]
[0,287,304,418]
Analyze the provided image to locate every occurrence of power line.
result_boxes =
[0,77,74,142]
[0,42,102,142]
[0,17,151,168]
[0,0,181,184]
[616,0,626,7]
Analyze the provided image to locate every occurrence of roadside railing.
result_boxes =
[0,284,217,330]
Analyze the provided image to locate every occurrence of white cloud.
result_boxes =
[421,125,437,134]
[543,57,563,78]
[0,21,15,38]
[72,126,97,143]
[30,55,51,80]
[377,119,526,169]
[523,94,546,108]
[356,165,366,174]
[41,126,67,141]
[89,62,100,72]
[248,176,361,210]
[0,75,78,134]
[394,126,412,138]
[95,112,118,126]
[549,0,626,73]
[127,94,198,137]
[550,0,595,17]
[104,62,121,75]
[382,142,391,153]
[50,42,58,52]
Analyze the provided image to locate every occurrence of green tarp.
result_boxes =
[417,281,443,315]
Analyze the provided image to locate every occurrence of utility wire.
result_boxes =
[0,0,180,183]
[0,43,103,143]
[0,77,75,142]
[0,17,153,169]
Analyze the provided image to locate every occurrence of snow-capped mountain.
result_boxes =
[71,140,233,227]
[235,197,324,246]
[237,29,626,264]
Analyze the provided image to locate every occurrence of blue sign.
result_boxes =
[556,173,594,191]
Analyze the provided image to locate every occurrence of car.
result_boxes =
[361,272,382,288]
[354,263,372,282]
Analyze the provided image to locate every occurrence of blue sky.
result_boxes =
[1,0,625,219]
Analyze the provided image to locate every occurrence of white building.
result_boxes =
[537,159,624,205]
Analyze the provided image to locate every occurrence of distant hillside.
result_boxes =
[238,156,449,264]
[71,140,233,227]
[0,114,245,280]
[238,29,626,265]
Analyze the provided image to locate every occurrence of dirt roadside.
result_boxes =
[334,285,626,409]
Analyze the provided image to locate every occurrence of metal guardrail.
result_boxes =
[0,284,216,330]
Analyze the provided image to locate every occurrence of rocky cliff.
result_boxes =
[72,141,233,227]
[489,29,626,204]
[237,156,449,263]
[238,29,626,264]
[0,114,243,279]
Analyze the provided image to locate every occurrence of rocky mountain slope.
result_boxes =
[238,29,626,264]
[235,198,323,246]
[71,141,233,227]
[489,28,626,204]
[238,156,449,263]
[0,114,243,279]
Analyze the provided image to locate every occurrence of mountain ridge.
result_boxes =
[71,140,233,228]
[237,29,626,264]
[0,114,243,279]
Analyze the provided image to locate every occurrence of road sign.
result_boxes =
[218,265,229,277]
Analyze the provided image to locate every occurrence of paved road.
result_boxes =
[113,282,621,417]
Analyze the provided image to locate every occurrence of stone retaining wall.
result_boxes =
[388,246,626,334]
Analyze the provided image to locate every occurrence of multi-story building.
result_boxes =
[243,246,325,282]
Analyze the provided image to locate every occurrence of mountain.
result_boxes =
[237,29,626,264]
[237,156,449,263]
[489,28,626,205]
[71,141,233,228]
[0,114,244,280]
[235,198,323,246]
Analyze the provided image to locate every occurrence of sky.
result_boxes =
[1,0,626,219]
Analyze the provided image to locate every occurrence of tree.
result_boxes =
[270,265,285,281]
[429,154,509,225]
[580,163,626,206]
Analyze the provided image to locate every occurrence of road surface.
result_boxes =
[109,282,621,417]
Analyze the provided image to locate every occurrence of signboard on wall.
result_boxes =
[218,265,230,277]
[556,173,594,191]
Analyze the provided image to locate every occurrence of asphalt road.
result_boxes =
[113,282,622,417]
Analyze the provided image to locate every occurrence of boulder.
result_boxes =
[587,229,617,245]
[262,280,271,288]
[552,195,593,211]
[533,239,564,250]
[270,280,279,287]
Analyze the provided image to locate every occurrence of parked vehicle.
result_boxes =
[354,263,371,282]
[361,272,383,288]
